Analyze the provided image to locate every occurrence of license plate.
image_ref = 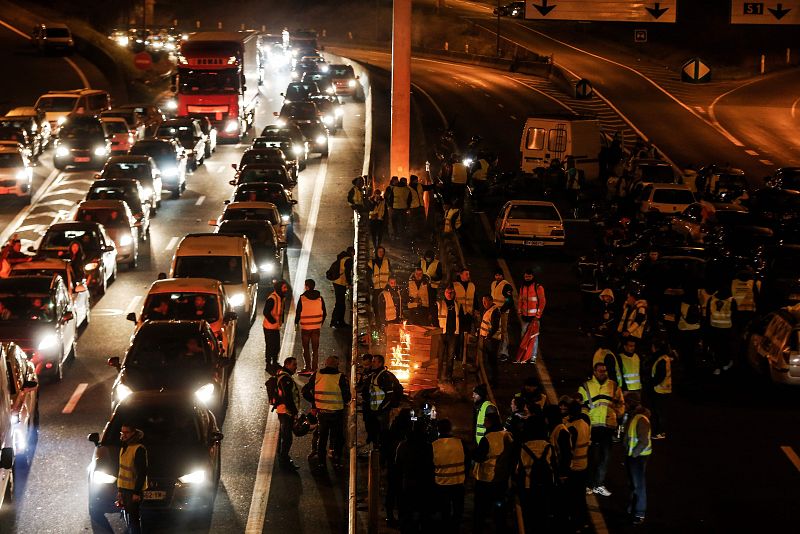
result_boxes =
[143,490,166,500]
[74,157,91,162]
[525,240,544,246]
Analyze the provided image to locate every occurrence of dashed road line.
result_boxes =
[195,195,206,206]
[125,295,142,315]
[61,383,89,414]
[510,115,518,120]
[760,159,774,166]
[505,76,577,114]
[745,149,759,156]
[781,446,800,471]
[164,236,180,251]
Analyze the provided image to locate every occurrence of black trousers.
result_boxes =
[263,329,281,369]
[277,413,294,462]
[369,218,384,250]
[332,283,347,326]
[434,483,465,534]
[473,480,504,533]
[589,426,613,488]
[119,489,142,534]
[317,410,345,462]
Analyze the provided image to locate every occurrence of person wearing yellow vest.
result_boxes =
[516,417,557,529]
[302,355,351,469]
[490,270,514,359]
[347,176,366,214]
[617,338,642,392]
[578,362,624,497]
[624,400,652,526]
[420,249,442,304]
[408,174,428,236]
[472,412,513,533]
[516,269,546,363]
[593,346,620,385]
[731,268,759,331]
[294,279,327,372]
[453,268,477,330]
[366,355,401,459]
[438,286,463,382]
[675,290,702,376]
[469,157,492,211]
[407,268,432,326]
[432,419,468,530]
[442,201,462,234]
[564,398,592,531]
[705,285,737,375]
[377,276,403,327]
[473,383,497,444]
[263,279,289,372]
[117,425,147,534]
[617,292,648,340]
[275,357,301,470]
[331,247,354,328]
[369,246,392,305]
[390,176,411,237]
[479,296,502,387]
[449,155,468,207]
[646,339,672,440]
[368,188,386,251]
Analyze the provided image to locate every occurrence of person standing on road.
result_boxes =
[593,345,620,385]
[347,176,367,215]
[407,174,426,237]
[117,425,148,534]
[302,355,351,469]
[516,417,557,531]
[384,176,398,239]
[516,269,546,364]
[490,269,514,360]
[479,295,502,387]
[472,412,513,533]
[295,279,327,373]
[625,397,652,526]
[617,338,642,392]
[675,289,702,375]
[705,285,737,375]
[565,398,592,532]
[331,247,354,329]
[367,354,402,459]
[368,189,386,251]
[263,279,289,372]
[420,249,443,304]
[646,339,672,440]
[473,383,497,444]
[442,201,462,235]
[377,276,403,328]
[391,177,411,238]
[275,357,300,470]
[617,293,648,342]
[579,362,625,498]
[432,418,468,533]
[437,285,463,383]
[449,155,469,208]
[407,267,432,326]
[369,245,392,306]
[453,267,477,362]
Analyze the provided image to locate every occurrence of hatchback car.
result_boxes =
[696,165,749,202]
[86,178,151,239]
[100,116,136,155]
[0,125,40,160]
[11,258,90,327]
[228,182,295,223]
[328,64,362,99]
[744,304,800,385]
[73,200,139,267]
[237,148,297,181]
[102,105,164,139]
[638,184,696,215]
[54,115,111,170]
[0,146,33,201]
[494,200,565,250]
[669,202,750,244]
[128,138,187,197]
[216,220,285,278]
[2,107,51,148]
[229,163,294,190]
[32,23,73,53]
[252,131,307,170]
[156,118,208,171]
[87,391,223,525]
[100,155,163,209]
[2,342,39,463]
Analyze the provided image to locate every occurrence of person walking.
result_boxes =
[705,285,737,374]
[302,355,351,469]
[366,354,401,459]
[406,267,432,326]
[579,362,625,497]
[420,249,443,304]
[473,383,497,444]
[617,338,642,392]
[472,412,513,533]
[442,201,462,235]
[490,269,514,360]
[432,419,468,533]
[263,279,289,372]
[625,398,653,525]
[368,189,386,251]
[646,339,672,440]
[275,357,300,470]
[117,424,148,534]
[516,269,546,363]
[369,245,392,306]
[478,295,502,387]
[391,177,411,238]
[295,279,326,372]
[617,292,648,342]
[377,276,403,328]
[437,285,463,383]
[347,176,367,215]
[330,247,354,329]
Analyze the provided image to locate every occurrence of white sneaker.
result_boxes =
[593,486,612,497]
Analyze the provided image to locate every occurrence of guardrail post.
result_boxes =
[760,54,765,74]
[241,23,246,31]
[787,48,791,65]
[367,450,381,533]
[195,20,201,29]
[444,41,448,51]
[217,21,223,30]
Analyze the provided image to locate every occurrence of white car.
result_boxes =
[0,146,33,201]
[638,183,696,215]
[3,342,39,464]
[210,201,288,245]
[494,200,565,250]
[11,258,90,328]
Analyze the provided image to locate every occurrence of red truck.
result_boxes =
[174,31,262,142]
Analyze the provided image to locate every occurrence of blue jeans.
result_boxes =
[626,455,648,518]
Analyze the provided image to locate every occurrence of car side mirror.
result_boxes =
[87,432,100,446]
[291,199,298,205]
[208,219,218,226]
[211,431,224,442]
[224,311,238,322]
[107,356,121,369]
[229,180,236,186]
[62,311,74,323]
[22,379,38,390]
[273,112,279,117]
[0,448,13,469]
[230,163,238,170]
[75,283,87,293]
[126,312,137,322]
[104,245,115,252]
[280,93,285,97]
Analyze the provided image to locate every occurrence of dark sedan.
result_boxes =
[229,163,294,190]
[53,115,110,170]
[228,182,295,222]
[129,138,187,198]
[217,220,285,278]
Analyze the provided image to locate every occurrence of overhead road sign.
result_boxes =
[525,0,677,23]
[681,58,712,84]
[730,1,800,24]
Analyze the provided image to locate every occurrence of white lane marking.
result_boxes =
[125,295,142,315]
[164,236,180,251]
[497,103,505,109]
[0,18,31,39]
[195,195,206,206]
[791,95,800,119]
[745,149,759,156]
[781,446,800,471]
[412,82,448,128]
[217,166,226,174]
[91,308,124,316]
[61,383,89,414]
[245,159,328,534]
[505,76,577,114]
[760,159,774,166]
[510,115,518,120]
[484,92,491,98]
[694,106,705,114]
[0,169,61,245]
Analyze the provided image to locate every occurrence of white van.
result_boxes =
[519,115,600,181]
[34,89,112,134]
[168,234,259,323]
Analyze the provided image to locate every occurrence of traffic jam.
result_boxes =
[0,27,358,528]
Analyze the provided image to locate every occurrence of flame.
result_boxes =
[388,321,411,384]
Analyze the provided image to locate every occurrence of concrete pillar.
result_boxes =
[390,0,411,177]
[144,0,155,27]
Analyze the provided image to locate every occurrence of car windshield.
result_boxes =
[234,188,285,204]
[240,152,282,165]
[130,143,174,160]
[142,292,220,323]
[712,174,747,190]
[0,153,23,168]
[174,256,243,284]
[102,403,203,447]
[102,121,128,135]
[239,168,288,184]
[0,119,31,130]
[281,103,316,120]
[330,66,353,77]
[218,222,274,247]
[36,96,78,112]
[41,228,101,254]
[126,332,212,368]
[652,189,695,204]
[13,267,71,285]
[45,27,70,38]
[508,204,560,221]
[0,295,55,322]
[103,162,151,180]
[179,69,240,94]
[76,208,128,227]
[156,125,194,142]
[86,188,141,211]
[60,120,104,138]
[103,111,136,124]
[223,207,277,224]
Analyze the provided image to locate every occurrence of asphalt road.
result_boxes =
[0,62,363,532]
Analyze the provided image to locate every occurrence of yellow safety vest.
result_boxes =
[437,300,461,334]
[677,302,701,331]
[421,259,441,288]
[618,300,647,338]
[314,372,344,411]
[472,159,489,181]
[518,283,542,317]
[453,281,475,314]
[626,414,652,457]
[371,258,391,289]
[566,418,590,471]
[475,400,496,443]
[350,186,363,207]
[652,354,672,394]
[444,208,462,233]
[618,353,641,391]
[334,257,349,286]
[731,279,756,312]
[369,369,391,411]
[432,437,465,485]
[491,279,511,308]
[480,305,501,340]
[409,183,423,208]
[298,295,323,329]
[369,199,385,220]
[518,439,554,489]
[118,443,147,491]
[262,292,282,330]
[382,288,400,321]
[451,163,468,184]
[275,370,299,415]
[550,422,569,453]
[407,276,430,308]
[709,296,732,328]
[579,378,621,429]
[391,185,410,209]
[472,431,508,482]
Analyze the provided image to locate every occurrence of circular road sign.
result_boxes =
[133,51,153,70]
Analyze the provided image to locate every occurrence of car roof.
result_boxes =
[77,199,129,209]
[649,183,691,190]
[227,201,279,210]
[107,155,152,164]
[506,200,559,207]
[177,233,249,255]
[12,258,70,271]
[147,277,224,294]
[92,178,139,187]
[47,221,104,232]
[4,107,37,117]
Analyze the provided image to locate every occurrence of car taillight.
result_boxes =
[551,229,564,236]
[504,227,519,235]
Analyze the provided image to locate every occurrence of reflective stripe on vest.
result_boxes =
[407,277,430,308]
[371,259,391,289]
[421,259,441,288]
[652,355,672,394]
[314,372,344,411]
[299,295,323,329]
[382,289,400,321]
[438,300,460,334]
[618,353,641,391]
[618,301,646,338]
[453,282,474,314]
[262,292,282,330]
[369,199,385,220]
[475,400,496,443]
[491,279,511,308]
[709,297,732,328]
[444,209,462,233]
[519,440,552,489]
[677,302,701,331]
[472,431,507,482]
[472,159,489,181]
[451,164,468,184]
[480,305,500,340]
[626,414,652,456]
[731,279,756,312]
[567,418,590,471]
[519,283,540,317]
[118,443,147,491]
[432,437,465,485]
[580,379,619,428]
[369,369,390,410]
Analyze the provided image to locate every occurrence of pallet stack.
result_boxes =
[385,322,441,395]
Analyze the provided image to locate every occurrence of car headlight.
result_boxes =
[84,261,99,271]
[165,99,178,111]
[281,214,290,223]
[326,87,335,95]
[16,170,29,181]
[334,107,343,117]
[319,64,329,73]
[225,120,239,133]
[463,158,473,167]
[178,470,206,484]
[94,146,108,157]
[56,146,69,158]
[92,470,118,485]
[116,36,129,47]
[57,116,67,126]
[116,383,133,402]
[37,334,59,351]
[348,79,356,88]
[292,145,303,156]
[275,119,286,127]
[228,293,245,307]
[119,234,133,247]
[322,115,332,125]
[162,166,178,177]
[259,262,275,273]
[194,383,215,404]
[791,355,800,365]
[316,135,326,145]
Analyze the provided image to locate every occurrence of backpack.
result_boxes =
[265,375,279,409]
[521,442,554,488]
[326,258,341,281]
[683,303,701,325]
